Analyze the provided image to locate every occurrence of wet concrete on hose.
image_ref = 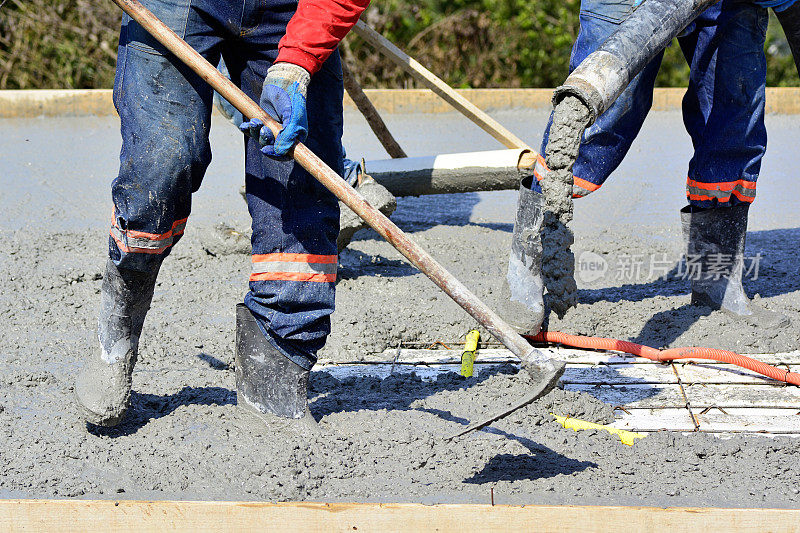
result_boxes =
[540,96,590,318]
[0,111,799,505]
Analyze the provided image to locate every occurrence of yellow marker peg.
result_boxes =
[460,330,480,377]
[552,414,646,446]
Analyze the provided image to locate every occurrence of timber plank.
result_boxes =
[2,500,799,532]
[315,362,677,386]
[683,383,800,409]
[676,363,800,385]
[562,363,677,385]
[610,408,697,432]
[564,384,686,408]
[694,408,800,433]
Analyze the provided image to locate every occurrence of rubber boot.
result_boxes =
[234,304,318,434]
[497,176,546,335]
[74,259,160,426]
[681,204,789,329]
[337,173,397,252]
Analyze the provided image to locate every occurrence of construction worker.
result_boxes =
[74,0,370,430]
[502,0,793,335]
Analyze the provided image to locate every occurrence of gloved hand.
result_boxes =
[239,62,311,157]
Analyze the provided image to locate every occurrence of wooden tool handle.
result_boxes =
[352,20,532,151]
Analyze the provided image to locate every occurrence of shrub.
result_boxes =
[0,0,796,89]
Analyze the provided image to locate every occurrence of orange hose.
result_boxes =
[525,331,800,387]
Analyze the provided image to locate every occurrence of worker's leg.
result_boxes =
[532,0,665,198]
[679,0,787,327]
[501,0,664,333]
[225,4,343,425]
[75,0,224,427]
[776,1,800,74]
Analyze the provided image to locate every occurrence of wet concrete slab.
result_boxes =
[0,108,799,505]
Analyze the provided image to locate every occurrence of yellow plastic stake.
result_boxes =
[460,330,481,377]
[552,414,646,446]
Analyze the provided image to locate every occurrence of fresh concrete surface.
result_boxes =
[0,108,798,505]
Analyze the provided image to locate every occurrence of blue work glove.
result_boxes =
[239,62,311,157]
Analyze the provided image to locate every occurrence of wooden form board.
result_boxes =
[2,500,799,532]
[317,347,800,436]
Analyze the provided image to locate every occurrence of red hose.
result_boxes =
[525,331,800,387]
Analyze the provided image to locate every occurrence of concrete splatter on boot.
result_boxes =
[74,260,160,427]
[497,176,546,335]
[337,174,397,252]
[681,204,789,329]
[234,304,318,435]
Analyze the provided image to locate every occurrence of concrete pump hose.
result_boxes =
[526,331,800,387]
[554,0,718,123]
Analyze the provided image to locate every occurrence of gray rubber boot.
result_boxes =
[497,176,546,335]
[234,304,318,433]
[337,173,397,252]
[681,204,789,329]
[74,259,160,427]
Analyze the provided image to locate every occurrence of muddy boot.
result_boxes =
[337,174,397,252]
[681,204,789,329]
[74,260,160,427]
[497,176,546,335]
[200,222,251,256]
[234,304,318,435]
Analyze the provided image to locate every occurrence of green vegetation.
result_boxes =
[0,0,797,89]
[0,0,119,89]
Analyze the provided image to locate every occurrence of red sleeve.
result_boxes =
[276,0,370,75]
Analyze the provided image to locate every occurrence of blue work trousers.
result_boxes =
[109,0,343,369]
[532,0,768,208]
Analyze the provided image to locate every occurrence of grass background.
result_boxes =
[1,0,797,90]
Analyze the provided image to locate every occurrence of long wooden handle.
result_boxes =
[109,0,553,367]
[341,61,407,159]
[352,20,531,151]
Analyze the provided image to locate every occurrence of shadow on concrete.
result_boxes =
[89,363,660,445]
[308,364,507,418]
[415,408,596,481]
[88,386,236,438]
[629,303,712,348]
[309,362,661,426]
[413,406,597,481]
[351,192,512,239]
[390,193,482,232]
[575,227,800,348]
[464,450,596,483]
[337,248,418,280]
[195,352,230,370]
[578,227,800,306]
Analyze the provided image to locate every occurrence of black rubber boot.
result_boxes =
[777,2,800,75]
[681,204,789,329]
[234,304,317,433]
[498,176,546,335]
[74,259,160,427]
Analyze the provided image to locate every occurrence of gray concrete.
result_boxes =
[0,109,798,505]
[3,108,797,232]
